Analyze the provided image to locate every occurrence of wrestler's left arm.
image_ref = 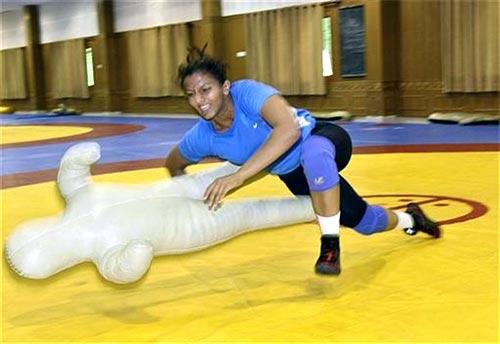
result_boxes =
[203,95,300,209]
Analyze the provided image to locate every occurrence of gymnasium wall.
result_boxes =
[397,0,498,116]
[1,0,498,116]
[284,0,498,116]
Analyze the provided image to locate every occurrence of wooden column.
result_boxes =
[364,0,401,115]
[96,0,118,111]
[23,5,46,110]
[192,0,224,59]
[380,0,400,115]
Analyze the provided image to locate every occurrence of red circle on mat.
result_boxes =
[363,194,488,225]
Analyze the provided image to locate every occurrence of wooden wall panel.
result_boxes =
[222,15,246,81]
[2,0,498,116]
[0,97,33,111]
[113,33,129,96]
[314,0,383,115]
[192,0,223,59]
[381,0,400,81]
[364,0,383,81]
[400,0,442,82]
[40,39,104,112]
[398,1,498,116]
[1,48,33,109]
[112,32,191,114]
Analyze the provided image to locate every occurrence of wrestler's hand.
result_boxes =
[204,173,245,210]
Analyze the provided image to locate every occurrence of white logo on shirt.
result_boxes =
[253,122,258,129]
[297,116,311,128]
[314,176,325,185]
[291,107,312,128]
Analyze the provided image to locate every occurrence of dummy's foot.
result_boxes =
[404,203,441,238]
[315,235,341,275]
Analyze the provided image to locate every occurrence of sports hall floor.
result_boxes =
[1,113,499,342]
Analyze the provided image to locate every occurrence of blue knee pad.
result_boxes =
[300,135,339,192]
[353,205,388,235]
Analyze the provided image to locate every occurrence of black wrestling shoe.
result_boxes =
[404,203,441,238]
[315,235,341,275]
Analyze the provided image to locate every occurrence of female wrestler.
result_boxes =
[165,48,440,275]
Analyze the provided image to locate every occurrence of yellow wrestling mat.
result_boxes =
[1,152,498,342]
[0,125,92,144]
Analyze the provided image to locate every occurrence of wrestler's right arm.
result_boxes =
[165,145,192,177]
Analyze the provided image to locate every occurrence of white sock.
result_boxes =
[395,211,414,229]
[316,212,340,236]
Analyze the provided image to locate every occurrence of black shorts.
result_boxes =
[278,122,367,228]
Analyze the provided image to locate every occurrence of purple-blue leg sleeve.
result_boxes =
[300,135,339,192]
[354,205,388,235]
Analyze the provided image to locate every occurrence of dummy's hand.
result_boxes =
[204,173,245,210]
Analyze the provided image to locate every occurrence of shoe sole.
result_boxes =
[315,263,341,275]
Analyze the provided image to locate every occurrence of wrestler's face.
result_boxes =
[183,72,230,121]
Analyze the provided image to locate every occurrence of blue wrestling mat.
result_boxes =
[1,113,499,176]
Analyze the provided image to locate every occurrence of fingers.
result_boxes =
[204,179,228,210]
[203,173,244,211]
[213,201,223,211]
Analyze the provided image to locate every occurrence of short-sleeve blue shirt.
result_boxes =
[178,79,316,175]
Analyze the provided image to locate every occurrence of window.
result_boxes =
[85,47,95,87]
[322,16,333,77]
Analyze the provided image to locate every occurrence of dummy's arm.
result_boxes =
[168,162,241,200]
[97,240,154,284]
[57,142,101,199]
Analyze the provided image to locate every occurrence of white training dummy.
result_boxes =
[5,142,315,284]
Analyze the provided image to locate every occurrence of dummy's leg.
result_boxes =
[210,196,315,239]
[168,162,241,200]
[97,239,154,284]
[57,142,101,199]
[162,196,314,254]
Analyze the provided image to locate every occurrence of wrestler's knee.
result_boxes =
[300,135,339,192]
[353,205,388,235]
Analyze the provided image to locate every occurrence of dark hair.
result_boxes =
[177,44,227,89]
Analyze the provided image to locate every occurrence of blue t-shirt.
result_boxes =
[178,79,316,175]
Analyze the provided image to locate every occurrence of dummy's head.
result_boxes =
[177,45,231,121]
[5,217,81,279]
